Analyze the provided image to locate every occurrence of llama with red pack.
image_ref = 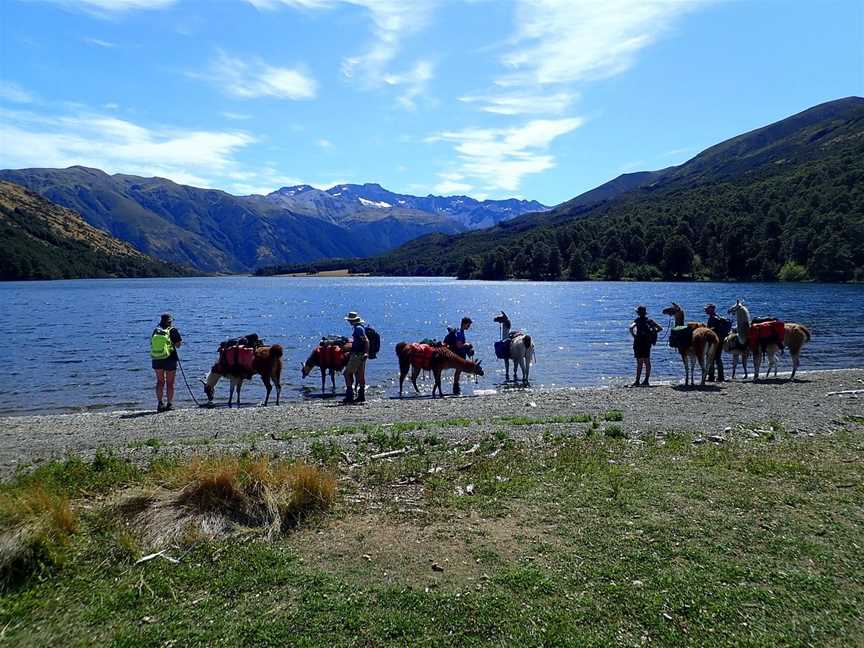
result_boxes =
[301,336,352,394]
[201,334,283,407]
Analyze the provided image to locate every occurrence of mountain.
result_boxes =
[0,181,190,280]
[302,97,864,283]
[0,168,547,274]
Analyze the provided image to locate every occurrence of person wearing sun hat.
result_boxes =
[704,303,731,382]
[342,311,369,404]
[628,305,661,387]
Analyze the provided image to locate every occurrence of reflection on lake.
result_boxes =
[2,277,863,415]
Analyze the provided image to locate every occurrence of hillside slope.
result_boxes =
[0,181,190,280]
[344,97,864,283]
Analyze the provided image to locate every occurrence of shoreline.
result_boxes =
[2,368,862,478]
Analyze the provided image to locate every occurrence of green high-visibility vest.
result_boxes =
[150,327,174,360]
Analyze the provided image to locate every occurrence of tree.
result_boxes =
[604,256,625,281]
[456,256,477,280]
[568,250,588,280]
[546,246,562,279]
[662,235,694,279]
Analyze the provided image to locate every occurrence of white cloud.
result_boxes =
[434,176,474,195]
[427,117,583,194]
[501,0,710,87]
[195,51,317,100]
[222,111,253,120]
[247,0,441,86]
[460,91,575,116]
[35,0,177,14]
[103,102,120,109]
[0,107,256,189]
[317,138,333,148]
[383,60,433,109]
[0,81,34,104]
[83,37,116,47]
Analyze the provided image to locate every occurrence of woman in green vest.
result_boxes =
[150,312,183,412]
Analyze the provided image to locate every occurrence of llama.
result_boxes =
[202,344,283,407]
[722,332,750,379]
[493,311,536,384]
[395,342,484,398]
[727,300,811,381]
[661,303,719,387]
[301,339,351,394]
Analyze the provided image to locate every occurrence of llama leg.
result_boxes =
[321,369,326,394]
[681,354,689,386]
[524,354,530,384]
[505,358,510,382]
[432,369,441,398]
[731,353,737,379]
[411,366,421,394]
[331,369,336,391]
[698,353,707,386]
[262,376,272,406]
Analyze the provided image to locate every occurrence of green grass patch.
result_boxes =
[1,432,863,645]
[498,413,592,426]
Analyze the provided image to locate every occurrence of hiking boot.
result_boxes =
[452,384,461,396]
[641,379,650,387]
[164,402,173,412]
[157,401,165,413]
[630,381,640,387]
[342,389,354,404]
[356,387,366,403]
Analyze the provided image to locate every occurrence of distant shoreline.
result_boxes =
[273,268,370,278]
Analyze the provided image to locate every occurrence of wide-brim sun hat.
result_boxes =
[344,311,363,323]
[704,303,716,312]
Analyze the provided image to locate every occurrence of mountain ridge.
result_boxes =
[0,167,547,273]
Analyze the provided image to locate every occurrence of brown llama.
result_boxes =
[395,342,484,398]
[202,344,283,407]
[301,340,351,394]
[661,303,719,387]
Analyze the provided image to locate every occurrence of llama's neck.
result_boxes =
[205,369,221,388]
[501,321,511,338]
[674,311,685,326]
[735,309,750,341]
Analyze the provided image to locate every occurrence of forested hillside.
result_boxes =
[0,181,190,280]
[280,97,863,283]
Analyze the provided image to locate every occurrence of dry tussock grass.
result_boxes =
[0,486,77,588]
[117,455,336,551]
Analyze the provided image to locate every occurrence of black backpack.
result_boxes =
[443,327,458,348]
[713,317,733,340]
[365,325,381,359]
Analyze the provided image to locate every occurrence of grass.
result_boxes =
[1,429,862,646]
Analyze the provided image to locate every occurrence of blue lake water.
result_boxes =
[2,277,863,416]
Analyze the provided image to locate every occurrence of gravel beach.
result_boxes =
[2,369,862,477]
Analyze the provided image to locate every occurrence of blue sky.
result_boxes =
[1,0,861,204]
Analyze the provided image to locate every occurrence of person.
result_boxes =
[445,317,473,395]
[628,305,662,387]
[704,303,730,382]
[342,311,369,404]
[150,312,182,412]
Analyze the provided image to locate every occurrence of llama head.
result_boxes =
[472,359,485,377]
[661,304,681,317]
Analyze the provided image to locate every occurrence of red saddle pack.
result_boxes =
[748,320,785,352]
[318,344,346,369]
[220,345,255,375]
[408,343,437,370]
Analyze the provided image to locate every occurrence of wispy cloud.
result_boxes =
[427,117,584,194]
[0,106,256,188]
[34,0,177,14]
[317,138,333,148]
[247,0,437,105]
[460,91,576,116]
[82,37,116,47]
[383,60,433,109]
[222,111,253,120]
[194,51,317,100]
[500,0,710,87]
[0,81,35,104]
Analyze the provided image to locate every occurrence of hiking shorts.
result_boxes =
[633,339,652,359]
[152,357,178,371]
[343,353,366,376]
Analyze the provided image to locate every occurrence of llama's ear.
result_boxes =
[198,378,207,386]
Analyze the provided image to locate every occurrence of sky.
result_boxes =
[0,0,862,204]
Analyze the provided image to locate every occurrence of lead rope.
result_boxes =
[176,353,202,407]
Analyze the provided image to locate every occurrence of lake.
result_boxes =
[2,277,863,416]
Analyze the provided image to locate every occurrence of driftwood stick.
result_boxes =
[370,447,408,460]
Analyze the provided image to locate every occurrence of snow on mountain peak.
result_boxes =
[359,197,392,208]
